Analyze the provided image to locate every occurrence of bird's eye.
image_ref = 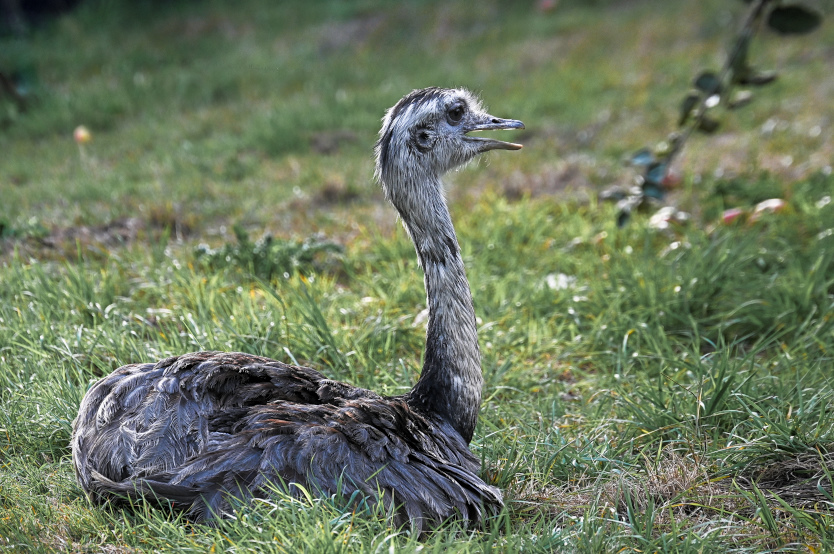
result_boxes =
[446,105,465,125]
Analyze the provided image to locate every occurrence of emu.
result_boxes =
[71,87,524,533]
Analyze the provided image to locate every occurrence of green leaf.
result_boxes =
[694,71,722,95]
[679,91,700,126]
[645,162,667,187]
[643,182,665,200]
[630,148,655,167]
[766,4,823,35]
[697,116,720,134]
[737,68,778,86]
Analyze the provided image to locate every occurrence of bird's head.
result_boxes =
[374,87,524,201]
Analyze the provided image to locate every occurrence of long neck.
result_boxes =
[397,175,483,444]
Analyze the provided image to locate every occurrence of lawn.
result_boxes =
[1,0,834,551]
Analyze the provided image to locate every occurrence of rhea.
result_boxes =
[71,87,524,532]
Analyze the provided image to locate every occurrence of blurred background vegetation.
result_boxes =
[1,0,831,250]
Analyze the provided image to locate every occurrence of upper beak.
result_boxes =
[464,115,525,151]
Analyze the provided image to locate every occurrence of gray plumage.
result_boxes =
[71,87,524,533]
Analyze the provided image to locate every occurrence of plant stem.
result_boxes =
[664,0,773,172]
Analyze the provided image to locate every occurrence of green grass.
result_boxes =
[2,0,834,551]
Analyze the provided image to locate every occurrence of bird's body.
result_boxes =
[71,87,524,532]
[72,351,498,529]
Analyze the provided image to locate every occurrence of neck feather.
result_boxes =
[395,175,483,444]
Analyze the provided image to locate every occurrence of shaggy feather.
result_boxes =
[72,88,522,532]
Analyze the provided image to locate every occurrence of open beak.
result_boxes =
[464,115,525,151]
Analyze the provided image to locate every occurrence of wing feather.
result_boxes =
[71,351,502,531]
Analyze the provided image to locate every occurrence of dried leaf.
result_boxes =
[728,90,754,109]
[616,195,643,228]
[599,185,630,202]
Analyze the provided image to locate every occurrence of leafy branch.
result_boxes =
[605,0,823,227]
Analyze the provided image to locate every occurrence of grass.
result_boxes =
[2,0,834,551]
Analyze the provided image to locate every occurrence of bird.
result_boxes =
[71,87,524,533]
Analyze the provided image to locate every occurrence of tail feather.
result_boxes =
[90,470,204,513]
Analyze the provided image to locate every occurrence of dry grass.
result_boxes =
[509,446,833,547]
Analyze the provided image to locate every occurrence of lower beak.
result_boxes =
[465,116,525,151]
